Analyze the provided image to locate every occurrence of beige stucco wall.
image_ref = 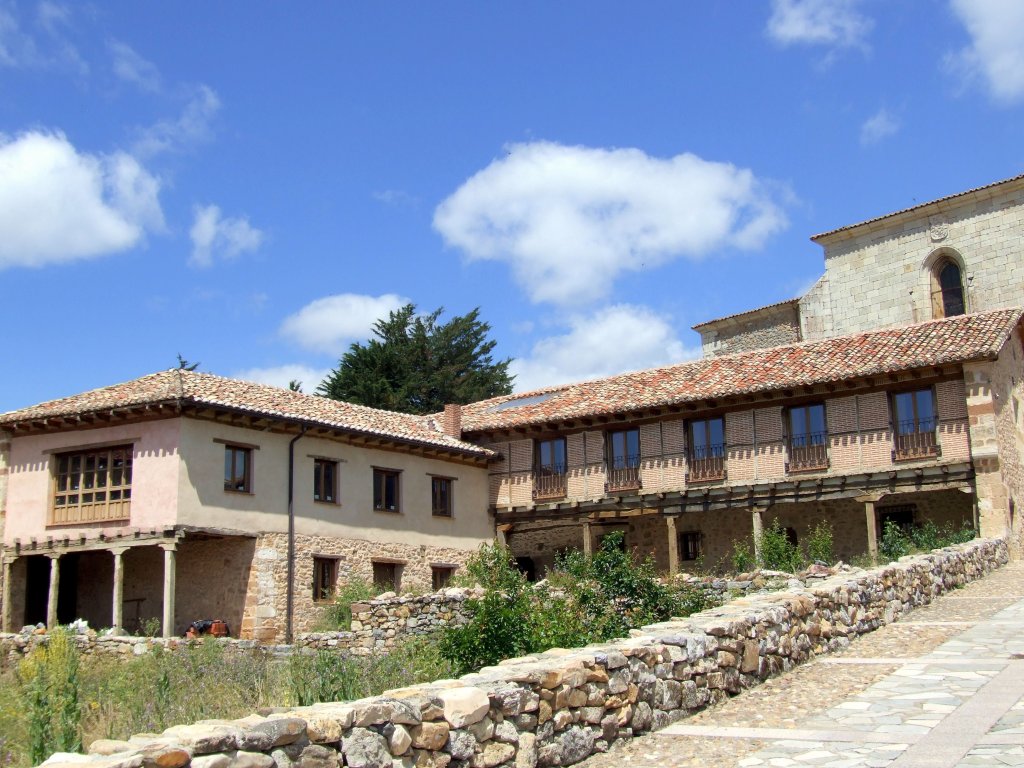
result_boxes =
[3,419,182,545]
[175,417,493,549]
[805,181,1024,340]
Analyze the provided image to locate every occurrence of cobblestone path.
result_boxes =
[578,561,1024,768]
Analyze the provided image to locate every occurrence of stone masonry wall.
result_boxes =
[697,303,801,357]
[243,533,477,642]
[0,430,9,630]
[54,536,1006,768]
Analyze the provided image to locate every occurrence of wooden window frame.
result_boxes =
[891,387,941,461]
[431,565,456,590]
[679,531,702,562]
[50,444,133,527]
[687,416,726,482]
[785,402,829,473]
[533,437,568,500]
[431,475,454,517]
[314,458,339,504]
[605,427,641,492]
[371,561,402,592]
[373,467,401,513]
[224,444,253,493]
[312,556,339,603]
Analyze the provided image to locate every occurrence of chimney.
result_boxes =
[442,404,462,439]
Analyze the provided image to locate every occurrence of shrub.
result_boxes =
[19,627,82,764]
[757,519,804,573]
[805,521,834,565]
[730,539,754,572]
[317,578,377,630]
[879,519,911,561]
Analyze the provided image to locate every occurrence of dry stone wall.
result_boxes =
[40,536,1007,768]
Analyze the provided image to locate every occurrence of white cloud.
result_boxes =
[509,305,699,392]
[232,364,331,393]
[0,3,37,66]
[947,0,1024,104]
[109,40,160,92]
[0,131,164,269]
[280,293,410,354]
[860,108,901,145]
[188,204,264,268]
[133,85,221,157]
[434,142,787,306]
[766,0,872,49]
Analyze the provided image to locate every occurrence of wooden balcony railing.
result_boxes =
[893,419,940,461]
[687,445,726,482]
[533,465,567,500]
[605,455,641,492]
[787,433,829,472]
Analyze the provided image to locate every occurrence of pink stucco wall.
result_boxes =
[4,418,182,545]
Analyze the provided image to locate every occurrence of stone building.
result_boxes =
[457,173,1024,576]
[0,370,493,640]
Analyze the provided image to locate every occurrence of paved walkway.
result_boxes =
[579,561,1024,768]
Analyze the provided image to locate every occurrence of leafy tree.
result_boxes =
[288,380,302,392]
[317,304,513,414]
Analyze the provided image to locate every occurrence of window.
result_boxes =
[533,437,567,500]
[787,403,828,472]
[51,445,133,525]
[878,504,915,532]
[892,389,939,460]
[679,531,702,562]
[372,561,401,592]
[688,417,726,481]
[606,428,641,491]
[432,565,455,590]
[431,476,453,517]
[373,468,401,512]
[313,459,338,503]
[931,258,966,318]
[312,557,338,602]
[224,445,252,493]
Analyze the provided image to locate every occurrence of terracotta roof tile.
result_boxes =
[0,370,492,458]
[460,308,1024,433]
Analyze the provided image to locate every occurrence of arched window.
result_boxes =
[930,258,965,318]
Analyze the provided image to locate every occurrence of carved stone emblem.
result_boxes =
[929,215,949,242]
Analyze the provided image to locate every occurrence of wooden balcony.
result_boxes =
[605,457,641,493]
[893,420,940,461]
[787,433,829,473]
[533,466,567,500]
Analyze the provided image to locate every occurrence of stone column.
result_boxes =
[111,548,126,633]
[495,524,512,548]
[864,500,879,561]
[582,522,593,556]
[1,554,16,633]
[751,509,764,563]
[160,544,176,638]
[46,554,60,628]
[666,515,679,577]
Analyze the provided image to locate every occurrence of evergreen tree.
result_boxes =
[317,304,513,414]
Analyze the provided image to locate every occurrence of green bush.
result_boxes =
[757,519,804,572]
[730,539,754,572]
[879,519,911,561]
[19,627,81,764]
[317,578,377,630]
[805,521,834,565]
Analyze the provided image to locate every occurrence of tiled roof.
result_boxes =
[0,370,492,458]
[691,298,800,330]
[460,308,1024,433]
[811,172,1024,241]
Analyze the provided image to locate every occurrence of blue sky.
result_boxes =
[2,1,1023,413]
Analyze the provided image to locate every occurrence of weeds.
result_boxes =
[315,578,377,630]
[756,519,804,572]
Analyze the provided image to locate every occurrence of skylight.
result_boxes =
[487,392,559,412]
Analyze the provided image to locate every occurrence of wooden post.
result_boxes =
[46,554,60,628]
[582,522,593,556]
[666,515,680,577]
[1,555,15,633]
[111,548,125,633]
[865,500,879,561]
[161,544,176,638]
[751,509,764,564]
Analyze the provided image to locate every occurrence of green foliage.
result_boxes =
[730,539,754,572]
[756,519,804,573]
[805,521,834,565]
[18,627,82,764]
[879,519,911,561]
[878,519,976,562]
[317,304,514,414]
[316,578,377,630]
